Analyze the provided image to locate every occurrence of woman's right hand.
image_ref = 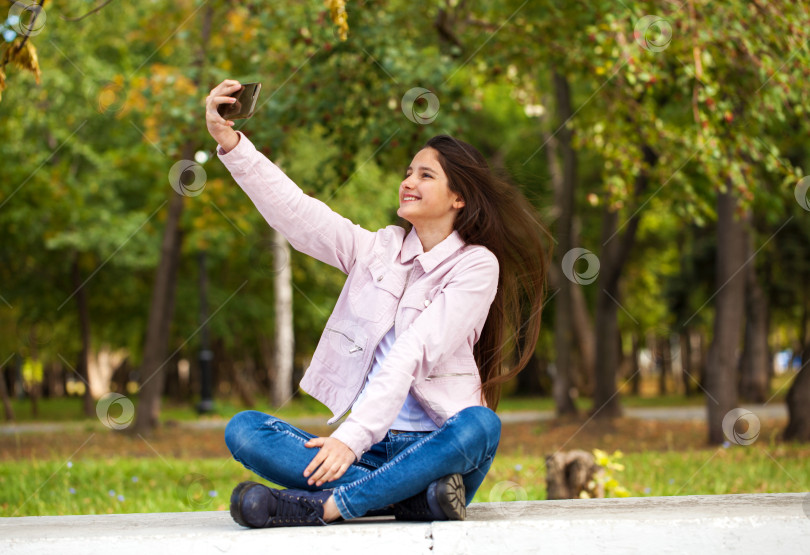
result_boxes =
[205,79,242,152]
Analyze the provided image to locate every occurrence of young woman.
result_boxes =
[205,80,548,527]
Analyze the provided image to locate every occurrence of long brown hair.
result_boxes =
[409,135,551,410]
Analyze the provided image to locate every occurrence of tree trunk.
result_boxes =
[0,364,14,421]
[592,145,656,420]
[680,329,693,396]
[271,228,294,408]
[545,450,604,500]
[87,347,126,400]
[706,188,747,444]
[738,227,770,402]
[571,282,595,396]
[133,187,185,433]
[515,348,547,396]
[630,333,641,396]
[133,5,213,433]
[72,255,95,417]
[593,237,622,419]
[784,299,810,441]
[695,331,707,392]
[657,333,670,396]
[549,71,577,416]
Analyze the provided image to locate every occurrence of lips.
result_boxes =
[401,195,421,202]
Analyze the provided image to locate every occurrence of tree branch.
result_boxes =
[60,0,115,22]
[12,0,45,55]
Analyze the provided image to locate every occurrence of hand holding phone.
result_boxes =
[217,82,262,120]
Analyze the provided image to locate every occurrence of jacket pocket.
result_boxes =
[424,356,478,380]
[324,327,364,354]
[312,320,369,376]
[348,258,404,322]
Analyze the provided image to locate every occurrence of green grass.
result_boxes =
[483,443,810,503]
[7,394,332,424]
[3,443,807,517]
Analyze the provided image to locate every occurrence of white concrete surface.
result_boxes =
[2,493,809,554]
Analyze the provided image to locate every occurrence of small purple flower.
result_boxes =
[208,490,218,498]
[117,495,125,502]
[722,441,731,448]
[668,479,675,485]
[67,461,73,469]
[69,488,76,494]
[514,464,523,472]
[131,477,139,483]
[108,490,116,497]
[643,487,651,494]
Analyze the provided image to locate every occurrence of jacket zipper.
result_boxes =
[425,372,474,380]
[324,328,363,353]
[332,266,414,422]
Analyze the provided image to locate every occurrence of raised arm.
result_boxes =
[205,80,375,273]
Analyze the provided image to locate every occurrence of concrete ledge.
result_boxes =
[2,493,809,554]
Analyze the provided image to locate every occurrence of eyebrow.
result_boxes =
[405,165,436,173]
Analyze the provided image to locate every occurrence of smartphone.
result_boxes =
[218,82,262,120]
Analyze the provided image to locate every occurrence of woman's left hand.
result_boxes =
[303,436,356,486]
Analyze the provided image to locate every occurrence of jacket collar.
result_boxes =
[400,227,466,273]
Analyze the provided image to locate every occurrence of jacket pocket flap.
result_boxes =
[368,258,406,296]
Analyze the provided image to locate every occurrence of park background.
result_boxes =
[1,0,809,516]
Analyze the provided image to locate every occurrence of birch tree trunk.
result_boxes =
[271,228,294,408]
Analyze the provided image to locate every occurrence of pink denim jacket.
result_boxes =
[217,132,499,460]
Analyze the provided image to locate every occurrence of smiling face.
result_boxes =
[397,147,465,236]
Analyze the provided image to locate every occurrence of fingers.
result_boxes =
[305,437,325,448]
[308,456,348,486]
[204,80,242,127]
[303,438,354,486]
[209,79,242,96]
[303,449,327,484]
[205,95,237,127]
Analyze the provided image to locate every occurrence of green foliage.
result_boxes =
[1,0,809,408]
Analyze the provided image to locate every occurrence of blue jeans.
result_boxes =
[224,406,501,519]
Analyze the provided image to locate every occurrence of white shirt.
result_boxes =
[352,326,438,432]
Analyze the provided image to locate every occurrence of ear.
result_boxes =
[452,196,465,210]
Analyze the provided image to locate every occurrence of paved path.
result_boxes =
[0,403,788,435]
[2,493,808,554]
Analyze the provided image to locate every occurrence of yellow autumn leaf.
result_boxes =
[3,39,42,84]
[325,0,349,41]
[227,10,246,34]
[613,486,630,497]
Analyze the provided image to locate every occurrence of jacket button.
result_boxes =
[376,275,383,281]
[424,299,431,307]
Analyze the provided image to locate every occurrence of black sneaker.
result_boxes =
[230,481,333,528]
[393,473,466,521]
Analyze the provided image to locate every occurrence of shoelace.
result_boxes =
[265,491,327,526]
